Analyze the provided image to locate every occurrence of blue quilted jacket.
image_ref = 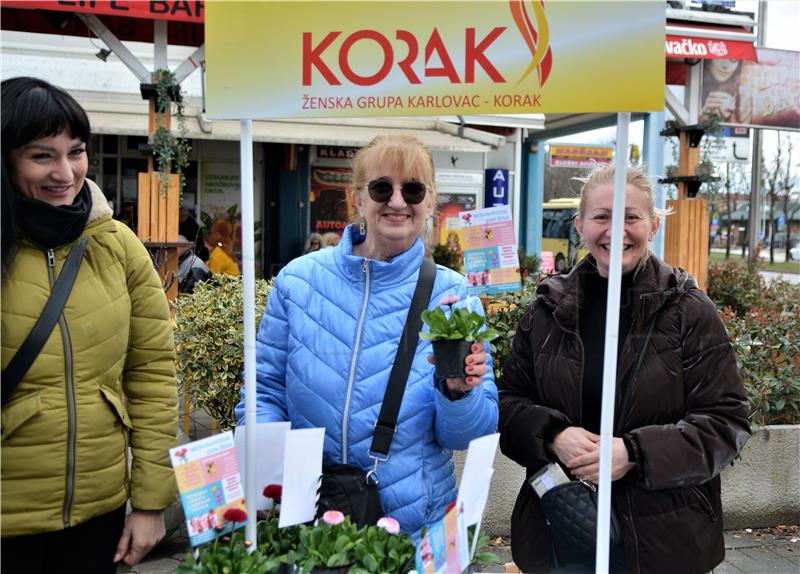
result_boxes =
[235,225,498,534]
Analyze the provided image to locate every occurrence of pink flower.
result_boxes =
[376,516,400,534]
[223,507,248,524]
[439,295,460,306]
[262,484,282,503]
[322,510,345,525]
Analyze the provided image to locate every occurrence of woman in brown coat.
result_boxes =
[498,165,750,573]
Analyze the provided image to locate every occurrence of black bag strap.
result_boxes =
[614,315,657,436]
[369,257,436,460]
[2,238,89,406]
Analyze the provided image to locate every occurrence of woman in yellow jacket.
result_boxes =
[1,77,177,573]
[204,230,240,276]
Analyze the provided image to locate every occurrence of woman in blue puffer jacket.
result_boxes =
[235,134,498,534]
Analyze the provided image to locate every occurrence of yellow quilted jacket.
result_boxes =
[1,181,178,537]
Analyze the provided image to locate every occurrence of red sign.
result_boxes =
[665,35,756,61]
[549,145,613,168]
[2,1,204,23]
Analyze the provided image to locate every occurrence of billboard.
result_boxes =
[701,48,800,130]
[549,144,613,168]
[2,0,204,22]
[205,1,664,119]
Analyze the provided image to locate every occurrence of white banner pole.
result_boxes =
[240,119,257,549]
[595,112,630,573]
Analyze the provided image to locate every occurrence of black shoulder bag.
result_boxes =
[2,238,89,407]
[538,316,658,566]
[316,257,436,528]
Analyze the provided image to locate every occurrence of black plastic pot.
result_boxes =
[432,339,472,379]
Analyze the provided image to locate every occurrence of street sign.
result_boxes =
[707,127,750,164]
[484,169,509,207]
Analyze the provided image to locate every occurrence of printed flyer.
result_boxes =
[415,503,470,574]
[458,206,521,296]
[170,431,247,547]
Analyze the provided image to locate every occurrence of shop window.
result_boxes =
[126,136,148,153]
[102,134,118,154]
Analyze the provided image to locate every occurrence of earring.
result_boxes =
[359,218,366,235]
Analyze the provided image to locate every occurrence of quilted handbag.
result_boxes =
[539,479,621,565]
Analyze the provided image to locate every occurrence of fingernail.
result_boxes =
[466,357,474,365]
[466,366,474,373]
[113,553,121,563]
[473,344,482,352]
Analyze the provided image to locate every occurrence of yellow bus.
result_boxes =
[542,197,587,272]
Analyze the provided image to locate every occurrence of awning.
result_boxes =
[666,32,757,61]
[79,96,505,152]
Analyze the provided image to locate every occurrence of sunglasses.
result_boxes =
[366,177,428,205]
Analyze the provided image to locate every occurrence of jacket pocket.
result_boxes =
[690,484,717,522]
[1,390,43,440]
[99,385,133,430]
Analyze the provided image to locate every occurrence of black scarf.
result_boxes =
[13,182,92,250]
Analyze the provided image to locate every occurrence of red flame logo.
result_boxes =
[509,0,553,87]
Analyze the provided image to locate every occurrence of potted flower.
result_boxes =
[292,511,359,573]
[420,296,499,379]
[178,508,270,574]
[350,517,415,574]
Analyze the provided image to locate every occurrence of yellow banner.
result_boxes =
[206,1,664,119]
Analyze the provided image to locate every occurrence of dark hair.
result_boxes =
[1,77,91,277]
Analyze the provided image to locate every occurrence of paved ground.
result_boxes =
[121,525,800,573]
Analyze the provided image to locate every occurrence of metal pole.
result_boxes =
[643,111,666,258]
[748,0,767,259]
[240,119,258,549]
[595,112,630,574]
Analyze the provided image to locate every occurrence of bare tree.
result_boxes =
[762,133,799,263]
[778,136,799,261]
[724,164,750,260]
[762,137,782,264]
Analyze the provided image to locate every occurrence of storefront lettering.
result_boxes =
[302,27,507,86]
[665,38,710,57]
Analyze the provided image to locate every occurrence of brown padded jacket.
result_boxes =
[498,255,750,574]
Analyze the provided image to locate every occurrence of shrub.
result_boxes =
[518,248,540,280]
[706,260,765,316]
[708,260,800,426]
[721,305,800,427]
[174,274,273,430]
[431,243,461,272]
[483,276,541,378]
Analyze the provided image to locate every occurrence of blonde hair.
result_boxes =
[576,163,668,275]
[351,134,438,208]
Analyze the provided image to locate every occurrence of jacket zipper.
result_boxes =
[47,249,77,528]
[690,485,717,522]
[625,486,641,574]
[342,258,371,465]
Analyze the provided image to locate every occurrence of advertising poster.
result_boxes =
[459,206,521,296]
[415,503,470,574]
[170,432,246,547]
[309,166,354,236]
[201,161,241,221]
[435,192,475,271]
[701,48,800,130]
[206,2,664,119]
